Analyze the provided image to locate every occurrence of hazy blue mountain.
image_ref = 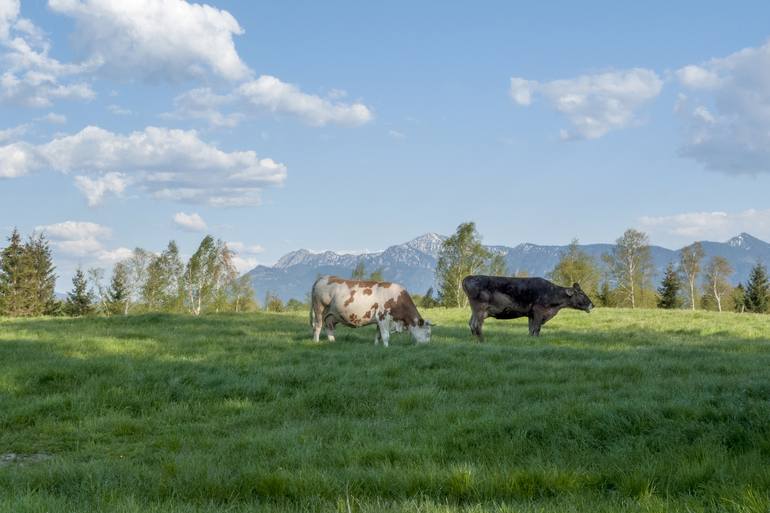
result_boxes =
[246,232,770,302]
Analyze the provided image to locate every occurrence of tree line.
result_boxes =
[2,224,769,317]
[0,228,262,317]
[431,222,770,313]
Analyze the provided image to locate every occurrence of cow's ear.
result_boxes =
[418,319,425,327]
[573,283,582,291]
[565,288,575,297]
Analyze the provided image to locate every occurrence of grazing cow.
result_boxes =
[310,275,432,346]
[462,275,593,339]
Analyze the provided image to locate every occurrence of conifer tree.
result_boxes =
[744,263,769,313]
[657,262,683,309]
[732,284,746,313]
[0,229,25,316]
[351,260,366,280]
[25,233,57,316]
[65,268,94,316]
[108,262,131,315]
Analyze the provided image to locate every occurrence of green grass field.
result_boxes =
[1,308,770,512]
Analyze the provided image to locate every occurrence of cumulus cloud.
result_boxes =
[676,39,770,174]
[0,1,95,107]
[510,68,663,139]
[227,241,264,254]
[0,125,287,206]
[640,209,770,245]
[48,0,251,82]
[173,212,207,232]
[74,172,129,206]
[39,112,66,124]
[168,75,374,128]
[35,220,130,262]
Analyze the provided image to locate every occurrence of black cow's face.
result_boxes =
[567,283,594,312]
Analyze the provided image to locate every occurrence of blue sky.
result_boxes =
[3,0,770,290]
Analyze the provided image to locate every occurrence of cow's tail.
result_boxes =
[309,303,315,328]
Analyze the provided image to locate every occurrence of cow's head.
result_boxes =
[566,283,594,312]
[409,318,433,343]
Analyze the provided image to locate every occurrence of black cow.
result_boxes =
[462,275,593,339]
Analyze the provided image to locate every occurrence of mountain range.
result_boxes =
[245,232,770,302]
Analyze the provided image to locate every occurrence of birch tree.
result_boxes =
[436,222,490,307]
[679,242,705,310]
[602,229,654,308]
[702,256,732,312]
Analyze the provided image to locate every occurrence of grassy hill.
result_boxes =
[1,309,769,512]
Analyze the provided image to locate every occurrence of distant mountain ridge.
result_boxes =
[246,233,770,302]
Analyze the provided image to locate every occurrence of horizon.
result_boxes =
[3,1,770,290]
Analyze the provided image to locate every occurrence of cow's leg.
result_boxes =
[468,302,487,342]
[324,314,336,342]
[376,320,390,348]
[528,314,541,336]
[311,303,324,342]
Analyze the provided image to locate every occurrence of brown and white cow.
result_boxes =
[310,275,432,346]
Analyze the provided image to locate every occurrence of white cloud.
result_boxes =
[173,212,207,232]
[0,2,95,107]
[37,220,111,240]
[74,172,128,206]
[39,112,66,124]
[48,0,251,82]
[509,77,536,106]
[0,125,287,206]
[640,208,770,245]
[168,76,374,128]
[387,129,405,139]
[238,75,373,126]
[510,68,663,139]
[231,255,258,273]
[0,122,29,142]
[0,0,20,40]
[227,241,264,254]
[35,219,131,263]
[677,39,770,174]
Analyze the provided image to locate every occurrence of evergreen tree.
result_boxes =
[108,262,131,315]
[657,263,683,309]
[65,268,94,316]
[421,287,439,308]
[436,222,491,307]
[22,233,57,316]
[368,268,384,281]
[0,229,25,316]
[744,263,769,313]
[549,239,600,296]
[351,260,366,280]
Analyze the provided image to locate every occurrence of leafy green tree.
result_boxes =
[87,267,108,315]
[126,248,152,313]
[143,241,185,312]
[436,222,491,307]
[744,263,769,313]
[421,287,439,308]
[108,262,131,315]
[230,274,257,313]
[657,263,683,309]
[486,252,508,277]
[285,298,306,311]
[65,268,94,316]
[351,260,366,280]
[732,284,746,313]
[602,229,654,308]
[702,256,733,312]
[679,242,705,310]
[264,291,284,312]
[183,236,236,315]
[368,268,384,282]
[549,239,600,296]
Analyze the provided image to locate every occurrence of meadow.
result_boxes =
[1,308,770,512]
